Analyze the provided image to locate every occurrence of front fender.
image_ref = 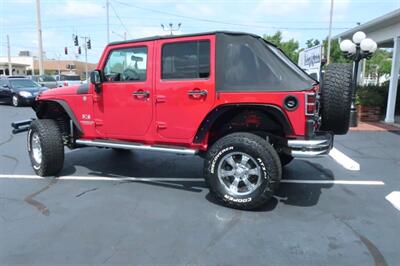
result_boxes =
[32,99,83,135]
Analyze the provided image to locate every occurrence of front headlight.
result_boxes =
[19,91,32,97]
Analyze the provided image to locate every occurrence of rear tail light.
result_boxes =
[64,81,68,87]
[305,93,316,116]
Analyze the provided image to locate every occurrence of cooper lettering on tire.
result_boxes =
[204,132,281,210]
[320,63,353,135]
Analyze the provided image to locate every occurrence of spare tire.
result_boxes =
[320,63,353,135]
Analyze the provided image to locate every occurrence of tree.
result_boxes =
[263,31,300,62]
[306,39,320,48]
[322,38,350,64]
[365,49,392,82]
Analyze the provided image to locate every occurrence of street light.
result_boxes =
[161,22,182,35]
[339,31,377,127]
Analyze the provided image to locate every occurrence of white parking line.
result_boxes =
[385,191,400,211]
[329,147,360,171]
[0,174,201,182]
[0,174,385,185]
[281,180,384,185]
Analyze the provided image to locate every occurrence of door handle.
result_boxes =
[132,90,150,99]
[188,89,208,97]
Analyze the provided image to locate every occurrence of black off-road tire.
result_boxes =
[279,153,294,166]
[27,119,64,176]
[204,132,281,210]
[320,63,353,135]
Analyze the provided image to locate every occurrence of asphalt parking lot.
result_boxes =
[1,104,399,266]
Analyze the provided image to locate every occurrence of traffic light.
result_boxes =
[78,46,81,54]
[64,47,68,55]
[73,35,79,46]
[87,38,91,49]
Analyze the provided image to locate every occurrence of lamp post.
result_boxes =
[161,23,181,35]
[339,31,377,127]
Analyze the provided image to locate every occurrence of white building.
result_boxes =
[334,8,400,123]
[0,56,35,76]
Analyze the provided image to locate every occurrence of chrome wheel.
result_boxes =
[217,152,262,196]
[31,132,42,164]
[12,95,19,107]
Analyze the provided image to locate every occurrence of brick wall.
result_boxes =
[357,105,381,122]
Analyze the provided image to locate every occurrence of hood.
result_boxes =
[39,84,81,97]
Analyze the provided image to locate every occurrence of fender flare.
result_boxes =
[33,99,83,134]
[193,104,293,143]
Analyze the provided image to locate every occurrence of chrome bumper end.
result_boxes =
[288,132,333,158]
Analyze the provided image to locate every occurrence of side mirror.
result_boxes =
[90,70,102,85]
[90,70,102,93]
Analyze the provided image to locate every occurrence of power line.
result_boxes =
[112,0,350,31]
[109,2,131,37]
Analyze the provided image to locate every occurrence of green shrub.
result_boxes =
[357,81,399,113]
[356,85,386,108]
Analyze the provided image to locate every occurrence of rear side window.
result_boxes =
[162,40,210,80]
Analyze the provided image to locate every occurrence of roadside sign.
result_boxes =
[298,45,323,80]
[298,45,323,70]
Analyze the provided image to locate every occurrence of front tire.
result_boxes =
[28,119,64,176]
[204,132,281,210]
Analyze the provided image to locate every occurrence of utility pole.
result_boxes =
[326,0,334,65]
[6,35,12,76]
[84,39,88,80]
[161,23,182,35]
[35,0,44,75]
[55,53,61,76]
[106,0,110,43]
[77,36,91,80]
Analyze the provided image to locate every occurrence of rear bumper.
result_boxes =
[288,132,333,158]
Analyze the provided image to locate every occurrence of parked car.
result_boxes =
[0,76,48,106]
[55,74,82,87]
[29,75,58,88]
[16,31,353,210]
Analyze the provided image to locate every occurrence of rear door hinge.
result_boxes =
[156,95,166,103]
[156,122,167,129]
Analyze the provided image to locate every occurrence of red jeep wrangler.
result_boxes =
[20,32,353,210]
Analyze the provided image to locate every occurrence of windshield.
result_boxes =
[60,75,80,81]
[10,79,41,89]
[39,75,56,82]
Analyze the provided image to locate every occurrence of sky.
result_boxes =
[1,0,399,63]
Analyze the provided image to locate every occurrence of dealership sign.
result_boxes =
[298,45,323,70]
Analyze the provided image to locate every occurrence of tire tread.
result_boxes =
[29,119,64,176]
[204,132,281,210]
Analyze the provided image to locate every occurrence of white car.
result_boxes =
[54,74,82,87]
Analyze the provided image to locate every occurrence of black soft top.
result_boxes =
[109,31,316,92]
[108,31,276,47]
